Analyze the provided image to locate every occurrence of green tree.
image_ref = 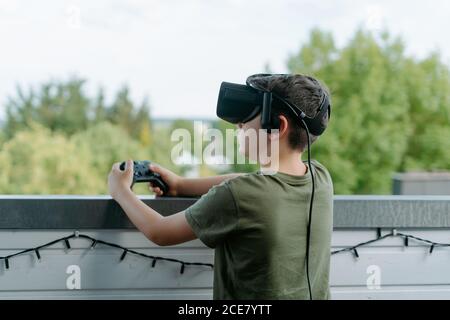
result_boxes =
[0,122,102,194]
[93,87,108,124]
[132,100,153,146]
[5,78,91,137]
[401,53,450,171]
[287,28,450,194]
[106,86,135,133]
[4,79,154,142]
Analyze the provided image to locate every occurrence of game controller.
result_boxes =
[119,160,169,195]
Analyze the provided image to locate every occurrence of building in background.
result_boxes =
[392,172,450,195]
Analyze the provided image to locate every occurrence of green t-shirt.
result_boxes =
[185,159,334,300]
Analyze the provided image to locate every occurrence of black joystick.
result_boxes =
[119,160,169,195]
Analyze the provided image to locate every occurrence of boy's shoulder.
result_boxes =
[223,159,332,190]
[312,159,333,179]
[309,159,332,178]
[223,171,266,187]
[216,171,267,199]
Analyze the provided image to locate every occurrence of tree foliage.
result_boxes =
[288,28,450,194]
[1,29,449,194]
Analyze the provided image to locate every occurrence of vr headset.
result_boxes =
[216,76,331,135]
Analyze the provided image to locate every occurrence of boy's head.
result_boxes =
[236,74,330,163]
[238,74,329,163]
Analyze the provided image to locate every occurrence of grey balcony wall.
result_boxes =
[0,195,449,299]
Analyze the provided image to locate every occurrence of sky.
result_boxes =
[0,0,449,120]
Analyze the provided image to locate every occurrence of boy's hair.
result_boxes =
[246,74,330,152]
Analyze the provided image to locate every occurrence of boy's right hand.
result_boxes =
[148,163,181,197]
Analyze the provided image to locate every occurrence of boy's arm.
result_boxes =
[108,160,239,247]
[108,161,196,246]
[149,163,243,197]
[176,173,243,197]
[114,188,196,246]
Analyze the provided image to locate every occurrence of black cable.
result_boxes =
[301,117,314,301]
[269,94,315,300]
[331,232,392,255]
[396,232,450,247]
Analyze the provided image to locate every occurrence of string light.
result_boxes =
[376,228,382,239]
[331,229,450,257]
[120,249,128,261]
[35,249,41,260]
[0,232,213,273]
[1,229,449,272]
[64,239,71,249]
[352,248,359,259]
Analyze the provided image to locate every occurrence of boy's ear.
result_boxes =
[269,115,287,141]
[274,115,289,138]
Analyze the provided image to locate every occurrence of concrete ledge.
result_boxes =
[333,195,450,228]
[0,195,449,229]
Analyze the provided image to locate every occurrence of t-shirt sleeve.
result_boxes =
[184,181,239,249]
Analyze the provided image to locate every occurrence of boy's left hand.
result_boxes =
[108,159,134,199]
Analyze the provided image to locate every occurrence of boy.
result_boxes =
[108,73,334,299]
